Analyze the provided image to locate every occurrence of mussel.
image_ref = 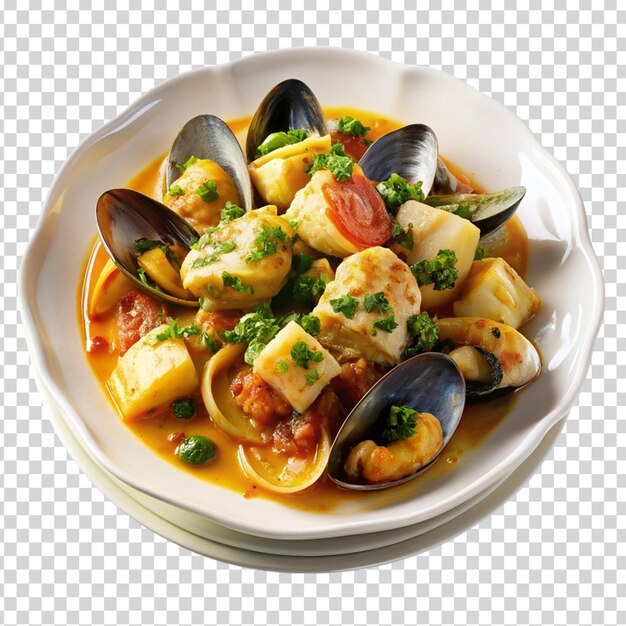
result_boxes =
[245,79,328,163]
[423,186,526,236]
[437,317,541,398]
[165,114,254,213]
[359,124,525,236]
[327,352,466,491]
[96,188,199,307]
[358,124,440,197]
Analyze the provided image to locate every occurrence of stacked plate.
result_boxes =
[19,49,602,572]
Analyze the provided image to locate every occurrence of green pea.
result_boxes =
[172,398,195,420]
[175,436,216,466]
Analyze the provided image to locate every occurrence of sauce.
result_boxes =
[79,108,529,513]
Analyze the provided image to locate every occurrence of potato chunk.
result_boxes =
[180,209,293,310]
[253,321,341,414]
[312,247,421,366]
[453,257,541,329]
[164,159,240,232]
[392,201,480,309]
[248,135,332,210]
[107,325,199,421]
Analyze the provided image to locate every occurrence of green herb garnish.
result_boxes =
[376,173,425,214]
[382,405,419,443]
[195,179,219,202]
[299,314,321,336]
[306,143,354,182]
[474,246,485,261]
[172,398,195,420]
[329,294,359,319]
[305,369,320,386]
[363,292,392,315]
[372,314,398,334]
[292,275,328,304]
[133,238,175,262]
[337,115,370,137]
[275,360,288,374]
[255,129,309,158]
[222,271,254,294]
[220,201,245,223]
[155,320,202,342]
[137,267,162,292]
[402,312,439,359]
[168,185,185,196]
[290,341,324,369]
[410,249,458,291]
[292,253,314,274]
[175,155,198,173]
[245,224,289,263]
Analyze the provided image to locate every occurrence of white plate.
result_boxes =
[19,48,603,540]
[40,371,566,571]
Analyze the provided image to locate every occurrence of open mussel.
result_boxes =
[327,352,466,491]
[165,114,253,214]
[358,124,439,197]
[424,186,526,236]
[245,78,328,162]
[96,188,199,307]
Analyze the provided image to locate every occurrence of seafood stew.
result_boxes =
[82,80,541,506]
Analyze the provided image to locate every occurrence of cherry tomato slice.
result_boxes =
[331,130,370,161]
[322,169,391,248]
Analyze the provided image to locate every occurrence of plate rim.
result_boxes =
[18,47,604,540]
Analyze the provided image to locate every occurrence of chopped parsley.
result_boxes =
[245,224,289,263]
[299,314,321,336]
[306,143,354,182]
[191,241,236,268]
[291,253,314,274]
[172,398,195,420]
[154,320,202,342]
[382,405,419,443]
[363,292,392,315]
[376,173,425,214]
[292,275,328,303]
[168,185,185,196]
[255,129,309,158]
[410,249,458,291]
[220,201,245,223]
[202,332,220,353]
[329,294,359,319]
[137,267,162,292]
[392,224,414,251]
[287,219,299,230]
[337,115,370,137]
[275,359,288,374]
[133,237,176,262]
[474,246,485,261]
[222,271,254,294]
[403,312,439,359]
[372,314,398,334]
[195,179,219,202]
[305,369,320,386]
[290,341,324,369]
[175,155,198,173]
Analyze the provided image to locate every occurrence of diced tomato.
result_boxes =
[330,130,370,161]
[322,166,392,248]
[115,289,167,354]
[230,368,292,426]
[201,310,241,332]
[88,336,110,354]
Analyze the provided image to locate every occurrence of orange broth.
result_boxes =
[79,109,529,513]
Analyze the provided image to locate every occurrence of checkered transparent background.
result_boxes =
[2,1,623,625]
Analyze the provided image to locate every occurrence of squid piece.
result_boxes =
[344,412,443,483]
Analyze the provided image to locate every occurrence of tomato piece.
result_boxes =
[322,168,392,248]
[115,289,167,354]
[330,130,369,161]
[88,336,110,354]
